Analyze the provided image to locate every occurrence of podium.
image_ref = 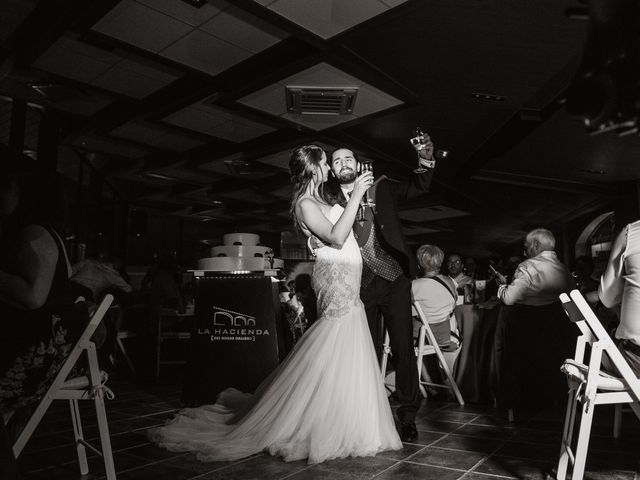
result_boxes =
[183,273,282,406]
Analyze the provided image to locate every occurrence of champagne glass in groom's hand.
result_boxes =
[410,128,435,173]
[356,161,375,221]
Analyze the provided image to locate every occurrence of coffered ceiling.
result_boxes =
[0,0,633,257]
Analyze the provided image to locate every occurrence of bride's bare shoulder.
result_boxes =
[296,196,332,222]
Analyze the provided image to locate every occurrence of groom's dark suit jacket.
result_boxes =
[338,169,435,279]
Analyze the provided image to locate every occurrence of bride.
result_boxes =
[148,145,402,464]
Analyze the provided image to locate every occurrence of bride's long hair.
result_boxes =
[289,144,327,233]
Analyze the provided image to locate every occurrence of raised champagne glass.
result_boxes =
[410,127,434,173]
[356,161,374,222]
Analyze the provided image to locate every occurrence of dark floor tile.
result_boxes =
[120,404,177,417]
[585,449,639,471]
[124,443,186,462]
[108,416,165,434]
[157,452,241,476]
[442,404,494,415]
[409,446,486,470]
[198,455,307,480]
[581,469,637,480]
[510,428,562,446]
[376,443,424,461]
[377,462,465,480]
[495,441,559,461]
[424,411,480,423]
[285,466,353,479]
[313,455,397,479]
[117,462,196,480]
[109,431,150,451]
[432,434,503,454]
[453,424,515,440]
[470,414,516,428]
[19,444,82,470]
[474,455,552,480]
[409,430,446,446]
[22,464,101,479]
[23,432,75,452]
[589,434,639,454]
[415,417,464,433]
[81,451,151,475]
[459,473,513,480]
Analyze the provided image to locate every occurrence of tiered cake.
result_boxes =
[197,233,283,271]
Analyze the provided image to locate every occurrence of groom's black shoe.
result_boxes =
[399,422,418,442]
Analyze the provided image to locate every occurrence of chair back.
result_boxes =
[12,294,114,457]
[560,289,640,403]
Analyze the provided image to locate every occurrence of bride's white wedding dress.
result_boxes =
[148,204,402,464]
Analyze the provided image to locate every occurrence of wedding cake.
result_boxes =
[197,233,283,271]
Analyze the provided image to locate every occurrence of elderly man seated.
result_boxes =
[494,228,577,409]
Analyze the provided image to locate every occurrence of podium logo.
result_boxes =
[197,305,270,342]
[213,306,256,327]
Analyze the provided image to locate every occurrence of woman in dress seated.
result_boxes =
[412,244,459,349]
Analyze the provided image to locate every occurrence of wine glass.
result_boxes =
[356,161,374,222]
[360,161,375,209]
[410,127,433,173]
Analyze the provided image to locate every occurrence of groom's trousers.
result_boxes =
[361,274,421,423]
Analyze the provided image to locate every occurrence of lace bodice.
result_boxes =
[311,205,362,320]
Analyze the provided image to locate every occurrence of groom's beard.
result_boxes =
[334,168,356,184]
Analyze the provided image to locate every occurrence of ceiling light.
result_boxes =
[142,172,179,181]
[471,92,507,102]
[578,168,607,174]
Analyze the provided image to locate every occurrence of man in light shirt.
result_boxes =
[497,228,575,306]
[494,228,576,408]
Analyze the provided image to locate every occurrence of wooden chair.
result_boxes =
[380,301,464,406]
[556,289,640,480]
[11,294,117,480]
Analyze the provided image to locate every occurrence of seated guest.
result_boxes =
[497,228,575,305]
[494,228,576,408]
[597,220,640,377]
[0,158,87,479]
[447,253,473,289]
[412,245,458,348]
[71,250,133,302]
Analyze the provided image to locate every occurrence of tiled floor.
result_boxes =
[15,375,640,480]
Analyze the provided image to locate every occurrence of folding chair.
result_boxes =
[413,301,464,405]
[380,301,464,406]
[556,289,640,480]
[11,294,117,480]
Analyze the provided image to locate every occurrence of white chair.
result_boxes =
[556,290,640,480]
[11,294,117,480]
[380,301,464,406]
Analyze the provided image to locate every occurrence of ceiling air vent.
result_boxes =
[286,87,358,115]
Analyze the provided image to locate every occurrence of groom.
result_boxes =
[325,136,437,442]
